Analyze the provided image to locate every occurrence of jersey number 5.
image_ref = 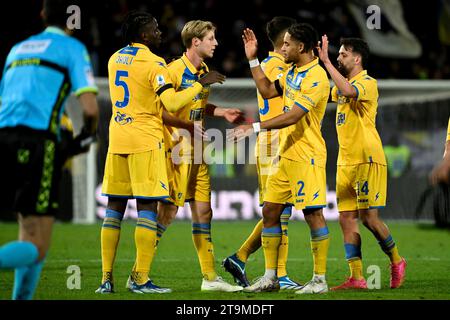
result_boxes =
[115,70,129,108]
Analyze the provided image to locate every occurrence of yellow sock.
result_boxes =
[277,206,292,277]
[348,258,364,280]
[310,227,330,275]
[236,219,263,262]
[192,223,217,281]
[389,246,402,264]
[379,235,402,264]
[100,209,123,283]
[262,225,282,270]
[130,222,167,275]
[134,210,158,285]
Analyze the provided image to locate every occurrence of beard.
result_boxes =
[337,63,349,77]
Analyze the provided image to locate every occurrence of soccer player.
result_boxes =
[127,20,245,292]
[229,23,331,294]
[222,16,303,290]
[0,0,99,300]
[430,117,450,185]
[317,35,407,290]
[96,12,224,294]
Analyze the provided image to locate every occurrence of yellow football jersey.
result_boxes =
[107,43,173,154]
[256,52,289,158]
[278,57,330,168]
[447,117,450,141]
[163,54,210,160]
[331,70,386,165]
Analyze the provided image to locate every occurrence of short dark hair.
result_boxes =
[340,38,370,69]
[121,11,155,45]
[266,16,296,46]
[287,23,319,53]
[43,0,80,28]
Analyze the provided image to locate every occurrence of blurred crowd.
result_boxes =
[2,0,449,79]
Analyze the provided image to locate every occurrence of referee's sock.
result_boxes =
[12,258,45,300]
[0,241,38,269]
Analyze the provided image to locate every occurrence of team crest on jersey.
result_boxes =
[156,75,166,86]
[114,111,133,125]
[336,112,346,126]
[338,95,350,104]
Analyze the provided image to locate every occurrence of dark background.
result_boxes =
[1,0,449,79]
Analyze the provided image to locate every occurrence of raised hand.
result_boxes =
[198,70,226,86]
[190,121,209,141]
[317,34,330,64]
[242,28,258,60]
[223,108,245,124]
[226,124,254,143]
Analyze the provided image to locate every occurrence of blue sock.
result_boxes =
[12,259,45,300]
[0,241,38,269]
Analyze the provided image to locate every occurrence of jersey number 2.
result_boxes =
[115,70,129,108]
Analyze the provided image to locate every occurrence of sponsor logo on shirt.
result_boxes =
[15,40,51,54]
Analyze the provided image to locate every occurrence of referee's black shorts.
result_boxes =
[0,126,62,217]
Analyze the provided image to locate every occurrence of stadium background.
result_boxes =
[1,0,450,223]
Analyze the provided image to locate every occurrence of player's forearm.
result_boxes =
[260,107,305,130]
[443,141,450,158]
[250,66,279,99]
[323,61,357,98]
[162,109,191,130]
[78,92,99,134]
[160,83,203,112]
[205,103,219,117]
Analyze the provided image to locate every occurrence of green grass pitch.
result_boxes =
[1,220,449,300]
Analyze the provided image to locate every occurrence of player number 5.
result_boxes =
[115,70,129,108]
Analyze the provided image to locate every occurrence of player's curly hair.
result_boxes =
[266,16,296,47]
[121,11,155,45]
[287,23,319,53]
[340,38,370,69]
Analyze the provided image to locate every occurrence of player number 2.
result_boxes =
[297,180,305,197]
[115,70,129,108]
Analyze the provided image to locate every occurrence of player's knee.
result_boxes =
[29,240,49,262]
[361,215,377,230]
[262,204,279,226]
[158,208,177,226]
[338,214,354,228]
[196,207,212,221]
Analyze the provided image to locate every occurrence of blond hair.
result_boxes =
[181,20,216,48]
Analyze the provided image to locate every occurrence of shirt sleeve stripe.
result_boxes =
[352,84,360,99]
[294,101,309,113]
[156,83,173,96]
[74,86,99,96]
